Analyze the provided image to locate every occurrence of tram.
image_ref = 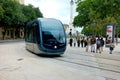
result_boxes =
[25,18,67,55]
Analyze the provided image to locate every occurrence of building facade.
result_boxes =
[0,27,24,40]
[0,0,25,40]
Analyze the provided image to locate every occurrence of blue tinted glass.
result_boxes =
[41,19,65,44]
[41,19,63,30]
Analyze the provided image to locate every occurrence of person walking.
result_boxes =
[90,36,96,53]
[85,38,91,52]
[84,38,87,47]
[77,38,80,47]
[69,38,73,47]
[96,37,101,53]
[100,37,104,52]
[109,41,115,54]
[81,38,84,47]
[73,38,77,47]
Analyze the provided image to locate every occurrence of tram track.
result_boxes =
[63,56,120,68]
[72,53,120,61]
[64,53,120,67]
[66,51,120,61]
[53,47,120,74]
[53,57,119,80]
[54,57,120,74]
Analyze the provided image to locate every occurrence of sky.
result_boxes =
[24,0,77,24]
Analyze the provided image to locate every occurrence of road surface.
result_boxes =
[0,41,120,80]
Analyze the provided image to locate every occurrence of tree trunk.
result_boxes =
[2,26,6,40]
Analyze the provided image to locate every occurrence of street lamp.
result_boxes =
[69,0,76,37]
[70,0,74,5]
[70,0,74,27]
[69,29,72,37]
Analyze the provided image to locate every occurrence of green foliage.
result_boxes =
[0,0,43,27]
[73,0,91,27]
[0,6,4,19]
[74,0,120,36]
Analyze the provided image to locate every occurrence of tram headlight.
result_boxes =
[54,46,57,49]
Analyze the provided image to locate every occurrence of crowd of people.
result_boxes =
[69,36,115,54]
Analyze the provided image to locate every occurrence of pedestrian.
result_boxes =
[109,41,115,54]
[85,38,91,52]
[84,38,87,47]
[69,38,73,47]
[96,37,101,53]
[73,38,77,47]
[90,36,96,53]
[77,38,80,47]
[81,38,84,47]
[115,37,118,45]
[100,37,104,52]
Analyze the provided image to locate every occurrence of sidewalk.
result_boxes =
[67,43,120,61]
[94,43,120,61]
[0,39,24,43]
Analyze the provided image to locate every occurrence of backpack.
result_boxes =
[97,39,101,45]
[101,40,104,45]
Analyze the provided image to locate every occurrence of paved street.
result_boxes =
[0,41,120,80]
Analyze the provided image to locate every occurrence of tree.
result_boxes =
[74,0,120,37]
[0,6,4,21]
[21,4,43,22]
[73,0,91,27]
[0,0,43,39]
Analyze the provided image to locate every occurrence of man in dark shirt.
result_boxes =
[90,36,96,53]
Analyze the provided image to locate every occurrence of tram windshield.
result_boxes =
[41,19,66,44]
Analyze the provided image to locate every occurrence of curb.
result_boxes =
[0,39,24,43]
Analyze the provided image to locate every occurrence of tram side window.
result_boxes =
[27,27,34,42]
[26,25,30,42]
[34,22,40,44]
[32,22,37,43]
